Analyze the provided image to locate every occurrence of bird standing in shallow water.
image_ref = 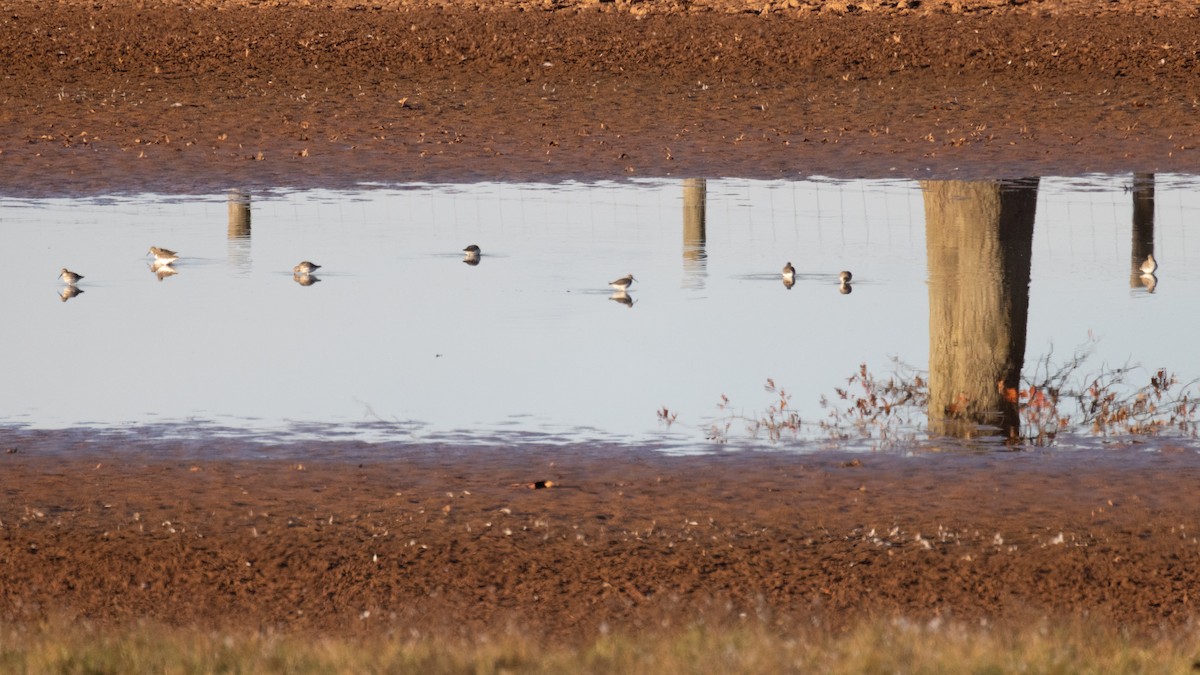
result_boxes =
[782,262,796,280]
[59,268,83,285]
[462,244,481,264]
[148,246,179,265]
[293,261,321,275]
[1140,254,1157,275]
[839,270,853,284]
[609,274,636,292]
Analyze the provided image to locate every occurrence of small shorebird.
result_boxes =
[1140,254,1157,275]
[782,262,796,281]
[462,244,481,264]
[148,246,179,265]
[609,274,636,292]
[59,268,83,285]
[293,261,321,275]
[839,270,853,284]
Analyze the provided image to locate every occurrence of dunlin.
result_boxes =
[148,246,179,265]
[463,244,481,263]
[839,270,853,284]
[782,262,796,280]
[1140,254,1157,275]
[609,274,636,292]
[293,261,321,275]
[59,268,83,285]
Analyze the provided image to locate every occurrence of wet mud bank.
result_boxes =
[1,1,1199,196]
[2,437,1200,640]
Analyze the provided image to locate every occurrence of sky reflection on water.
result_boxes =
[1,175,1198,449]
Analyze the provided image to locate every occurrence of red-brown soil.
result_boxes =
[4,0,1200,643]
[1,0,1199,196]
[3,438,1200,641]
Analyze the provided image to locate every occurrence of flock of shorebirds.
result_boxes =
[55,243,857,302]
[56,246,328,299]
[782,262,853,294]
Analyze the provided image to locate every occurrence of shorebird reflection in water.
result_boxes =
[609,274,636,292]
[1140,254,1158,275]
[148,246,179,265]
[59,268,83,285]
[462,244,481,265]
[151,261,178,281]
[293,261,321,275]
[58,285,84,302]
[293,272,321,287]
[609,291,635,308]
[1140,273,1158,293]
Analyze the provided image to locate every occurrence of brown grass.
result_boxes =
[3,615,1198,674]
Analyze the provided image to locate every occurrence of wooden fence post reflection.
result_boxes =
[1130,173,1154,288]
[228,189,251,239]
[682,178,707,286]
[227,189,251,269]
[923,178,1039,439]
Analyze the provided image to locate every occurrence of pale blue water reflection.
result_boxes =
[1,175,1197,447]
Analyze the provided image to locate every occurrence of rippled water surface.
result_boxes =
[2,175,1198,449]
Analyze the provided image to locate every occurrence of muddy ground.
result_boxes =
[3,437,1200,642]
[1,0,1199,196]
[3,0,1200,644]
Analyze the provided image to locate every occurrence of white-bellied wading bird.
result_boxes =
[148,246,179,265]
[1140,254,1157,275]
[462,244,481,264]
[782,262,796,281]
[609,274,636,292]
[293,261,321,275]
[59,268,83,285]
[839,270,853,284]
